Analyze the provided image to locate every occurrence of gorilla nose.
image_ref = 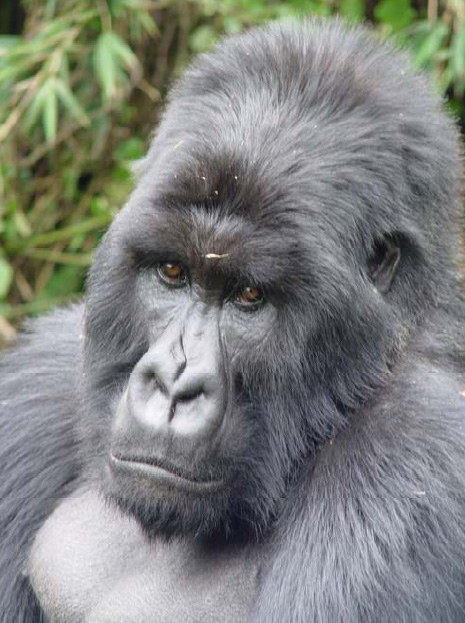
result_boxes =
[125,322,227,438]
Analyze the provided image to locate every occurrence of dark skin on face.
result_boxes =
[108,234,398,508]
[103,210,285,539]
[110,258,266,479]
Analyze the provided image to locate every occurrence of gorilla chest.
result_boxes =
[27,489,262,623]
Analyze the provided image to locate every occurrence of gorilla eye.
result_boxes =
[157,263,187,286]
[234,285,264,310]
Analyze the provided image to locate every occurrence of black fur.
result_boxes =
[1,18,465,623]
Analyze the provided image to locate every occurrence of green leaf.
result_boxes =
[93,32,137,101]
[413,23,448,68]
[14,211,32,237]
[340,0,365,20]
[0,64,19,84]
[375,0,416,31]
[59,52,70,83]
[223,16,244,35]
[23,82,50,132]
[0,257,13,299]
[68,232,86,250]
[42,81,58,143]
[115,0,147,8]
[438,66,454,93]
[54,78,90,126]
[189,26,217,53]
[44,0,57,19]
[451,26,465,79]
[89,196,109,216]
[134,11,158,37]
[94,33,118,101]
[107,0,125,16]
[42,264,84,298]
[107,32,138,71]
[114,137,145,161]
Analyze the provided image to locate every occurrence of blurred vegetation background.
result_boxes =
[0,0,464,343]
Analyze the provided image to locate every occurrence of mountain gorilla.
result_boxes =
[1,17,465,623]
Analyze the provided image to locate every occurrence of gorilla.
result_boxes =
[1,17,465,623]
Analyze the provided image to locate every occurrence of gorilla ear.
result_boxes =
[368,234,401,294]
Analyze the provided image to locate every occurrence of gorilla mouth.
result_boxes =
[109,453,224,492]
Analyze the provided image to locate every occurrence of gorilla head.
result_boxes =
[80,20,462,540]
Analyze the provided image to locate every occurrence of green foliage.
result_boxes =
[375,0,416,31]
[0,0,463,338]
[0,257,13,299]
[339,0,365,21]
[94,31,139,102]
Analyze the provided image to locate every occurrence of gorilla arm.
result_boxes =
[253,358,465,623]
[27,487,261,623]
[0,307,83,622]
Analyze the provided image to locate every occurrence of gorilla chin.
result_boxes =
[105,455,233,539]
[104,367,268,538]
[106,430,275,540]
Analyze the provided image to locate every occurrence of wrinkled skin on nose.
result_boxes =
[129,307,228,435]
[111,304,230,469]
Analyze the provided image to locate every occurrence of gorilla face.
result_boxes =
[84,175,403,540]
[81,21,460,540]
[91,202,314,539]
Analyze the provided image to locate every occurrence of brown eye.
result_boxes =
[234,285,264,309]
[157,262,187,286]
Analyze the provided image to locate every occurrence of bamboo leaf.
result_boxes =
[451,26,465,79]
[20,248,93,266]
[340,0,365,21]
[23,82,50,132]
[375,0,416,31]
[189,26,217,53]
[42,81,58,143]
[59,52,70,83]
[94,33,118,101]
[438,66,454,93]
[7,215,113,252]
[44,0,57,19]
[0,257,13,299]
[54,78,90,125]
[107,32,138,71]
[42,264,85,298]
[134,11,158,37]
[413,23,448,68]
[0,64,19,84]
[14,211,32,237]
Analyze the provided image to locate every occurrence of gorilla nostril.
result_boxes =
[170,389,204,422]
[176,389,203,404]
[142,369,167,395]
[143,369,154,382]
